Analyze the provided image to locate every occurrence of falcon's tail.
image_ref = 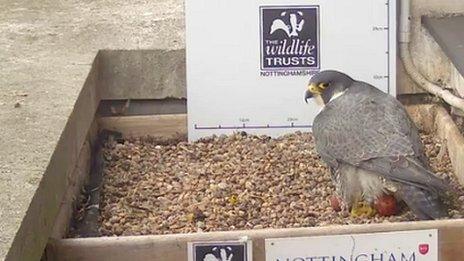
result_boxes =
[397,184,449,220]
[361,157,450,196]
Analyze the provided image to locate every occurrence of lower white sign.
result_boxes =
[266,229,437,261]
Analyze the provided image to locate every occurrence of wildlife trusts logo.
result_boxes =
[260,6,319,74]
[190,242,249,261]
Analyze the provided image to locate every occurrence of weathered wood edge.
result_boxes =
[97,114,187,138]
[50,133,92,239]
[48,219,464,261]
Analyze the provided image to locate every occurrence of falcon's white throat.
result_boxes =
[314,90,347,108]
[329,90,346,103]
[314,95,325,107]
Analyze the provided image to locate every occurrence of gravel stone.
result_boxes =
[73,131,464,237]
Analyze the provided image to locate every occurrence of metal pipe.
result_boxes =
[399,0,410,43]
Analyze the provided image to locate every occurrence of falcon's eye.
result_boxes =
[319,82,329,89]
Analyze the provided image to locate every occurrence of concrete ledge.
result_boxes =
[398,1,464,95]
[98,49,186,100]
[422,15,464,97]
[434,106,464,184]
[5,53,101,261]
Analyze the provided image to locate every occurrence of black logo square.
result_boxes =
[260,6,320,71]
[191,242,248,261]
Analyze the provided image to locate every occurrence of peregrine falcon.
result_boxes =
[304,70,449,220]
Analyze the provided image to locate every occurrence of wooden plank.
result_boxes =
[47,219,464,261]
[50,138,91,239]
[98,114,187,138]
[48,118,99,240]
[97,99,186,117]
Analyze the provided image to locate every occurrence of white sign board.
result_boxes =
[265,229,438,261]
[186,0,396,141]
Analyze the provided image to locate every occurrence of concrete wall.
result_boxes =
[399,0,464,95]
[98,50,186,100]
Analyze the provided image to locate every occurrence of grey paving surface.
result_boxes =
[0,0,184,259]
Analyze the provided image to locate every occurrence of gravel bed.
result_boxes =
[70,131,464,237]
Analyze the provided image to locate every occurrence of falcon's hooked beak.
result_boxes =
[305,83,326,103]
[304,87,313,103]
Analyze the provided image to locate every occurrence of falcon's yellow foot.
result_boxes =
[350,201,376,218]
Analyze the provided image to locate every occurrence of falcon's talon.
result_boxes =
[350,201,376,218]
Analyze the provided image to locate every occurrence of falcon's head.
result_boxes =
[305,70,354,106]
